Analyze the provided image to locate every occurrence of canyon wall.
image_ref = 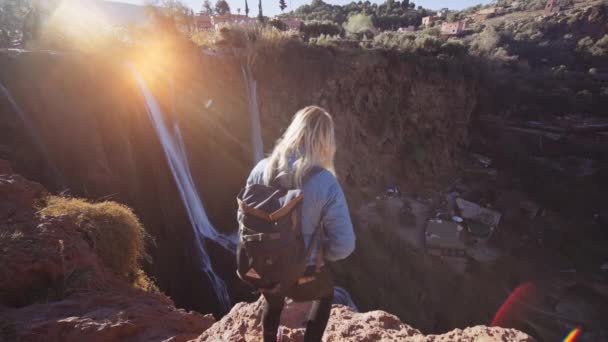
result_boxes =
[0,44,479,323]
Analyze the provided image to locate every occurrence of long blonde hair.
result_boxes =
[263,106,336,188]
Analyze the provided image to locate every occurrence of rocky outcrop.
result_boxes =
[196,297,533,341]
[0,159,536,341]
[0,161,214,342]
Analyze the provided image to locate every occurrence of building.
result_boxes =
[422,16,438,27]
[441,21,468,36]
[197,15,214,30]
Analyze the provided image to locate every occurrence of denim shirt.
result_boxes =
[242,158,356,265]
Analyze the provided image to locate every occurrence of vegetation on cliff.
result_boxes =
[40,196,157,291]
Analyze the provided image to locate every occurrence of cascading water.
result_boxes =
[131,66,234,311]
[0,81,61,183]
[241,64,264,163]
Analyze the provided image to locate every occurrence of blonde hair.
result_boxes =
[263,106,336,188]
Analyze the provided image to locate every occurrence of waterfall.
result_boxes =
[334,287,359,311]
[131,66,234,311]
[0,81,61,182]
[241,64,264,163]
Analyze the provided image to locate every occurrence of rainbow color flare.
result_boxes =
[492,282,536,327]
[563,327,582,342]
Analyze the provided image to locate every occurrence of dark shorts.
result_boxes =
[285,266,334,302]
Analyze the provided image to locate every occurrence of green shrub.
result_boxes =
[471,26,502,54]
[309,33,344,47]
[269,18,287,31]
[301,20,344,39]
[343,13,376,37]
[40,197,150,284]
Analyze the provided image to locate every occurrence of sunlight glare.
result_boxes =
[44,0,113,48]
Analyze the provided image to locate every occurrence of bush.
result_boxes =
[309,33,344,47]
[343,13,376,36]
[40,197,149,282]
[269,18,287,31]
[471,26,501,54]
[371,31,445,55]
[301,20,344,39]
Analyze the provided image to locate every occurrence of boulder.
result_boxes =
[0,164,215,342]
[195,297,534,342]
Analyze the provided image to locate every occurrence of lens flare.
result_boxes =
[46,1,110,35]
[563,327,582,342]
[492,282,537,327]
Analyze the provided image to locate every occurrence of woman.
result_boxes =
[242,106,356,342]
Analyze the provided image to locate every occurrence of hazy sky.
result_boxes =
[111,0,494,17]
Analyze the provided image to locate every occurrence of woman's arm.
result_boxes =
[321,179,356,261]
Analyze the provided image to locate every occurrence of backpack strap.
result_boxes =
[302,166,326,271]
[269,166,325,189]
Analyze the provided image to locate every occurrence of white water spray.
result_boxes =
[131,67,234,310]
[241,64,264,163]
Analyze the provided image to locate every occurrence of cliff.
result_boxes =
[196,297,533,342]
[0,45,479,323]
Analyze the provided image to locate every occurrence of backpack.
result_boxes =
[236,167,323,295]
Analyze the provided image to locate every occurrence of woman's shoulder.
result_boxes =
[247,158,269,184]
[306,167,340,190]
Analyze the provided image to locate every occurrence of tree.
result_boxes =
[237,8,241,14]
[0,0,35,47]
[201,0,213,14]
[279,0,287,12]
[245,0,250,16]
[145,0,196,33]
[257,0,264,22]
[215,0,231,15]
[343,13,375,35]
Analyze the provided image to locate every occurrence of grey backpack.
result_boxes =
[236,167,323,295]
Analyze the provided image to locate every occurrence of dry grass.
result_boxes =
[40,196,156,290]
[192,24,300,51]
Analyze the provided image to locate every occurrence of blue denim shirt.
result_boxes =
[244,158,356,265]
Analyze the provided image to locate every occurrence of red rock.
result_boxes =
[0,168,215,342]
[195,297,534,342]
[0,159,14,174]
[1,289,215,342]
[0,173,47,221]
[0,164,534,342]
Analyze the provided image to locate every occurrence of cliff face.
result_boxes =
[0,46,479,319]
[1,162,532,342]
[0,161,215,342]
[253,45,478,199]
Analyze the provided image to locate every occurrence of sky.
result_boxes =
[112,0,494,17]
